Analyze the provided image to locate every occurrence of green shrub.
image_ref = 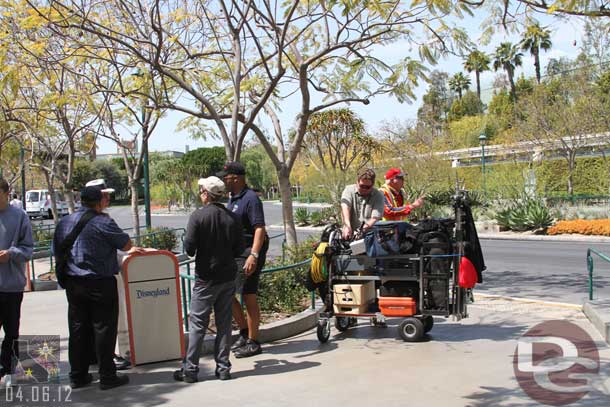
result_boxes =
[294,207,310,225]
[309,211,325,226]
[33,228,53,245]
[258,237,317,313]
[141,227,178,251]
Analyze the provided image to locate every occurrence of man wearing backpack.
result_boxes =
[53,185,140,390]
[0,178,33,386]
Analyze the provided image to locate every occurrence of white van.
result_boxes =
[25,190,80,219]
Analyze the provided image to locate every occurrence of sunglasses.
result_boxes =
[358,183,373,190]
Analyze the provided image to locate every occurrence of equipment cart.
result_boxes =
[315,191,475,343]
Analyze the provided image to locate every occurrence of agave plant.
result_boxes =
[294,207,310,226]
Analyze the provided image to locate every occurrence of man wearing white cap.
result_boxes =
[85,179,131,370]
[85,179,115,211]
[174,176,244,383]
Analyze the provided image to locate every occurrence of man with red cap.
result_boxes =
[379,168,424,221]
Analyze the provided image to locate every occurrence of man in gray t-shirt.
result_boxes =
[340,168,384,240]
[0,178,33,381]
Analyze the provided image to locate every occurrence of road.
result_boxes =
[33,203,610,305]
[479,239,610,305]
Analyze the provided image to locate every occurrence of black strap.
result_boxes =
[59,211,99,254]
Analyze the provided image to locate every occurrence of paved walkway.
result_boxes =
[5,290,609,407]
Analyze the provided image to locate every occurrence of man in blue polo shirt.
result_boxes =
[218,162,269,358]
[53,186,139,390]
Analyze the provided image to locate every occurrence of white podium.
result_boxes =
[120,250,185,365]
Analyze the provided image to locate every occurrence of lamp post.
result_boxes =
[141,105,152,230]
[479,133,487,194]
[20,146,26,205]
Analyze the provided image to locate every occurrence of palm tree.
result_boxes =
[493,42,523,100]
[448,72,471,99]
[520,22,553,84]
[464,50,490,102]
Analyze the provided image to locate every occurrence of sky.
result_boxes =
[96,6,587,155]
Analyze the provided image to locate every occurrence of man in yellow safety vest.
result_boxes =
[379,168,424,221]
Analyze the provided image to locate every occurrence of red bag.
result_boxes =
[458,256,477,288]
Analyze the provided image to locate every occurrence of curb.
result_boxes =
[474,293,583,310]
[194,302,324,355]
[583,300,610,345]
[477,233,610,243]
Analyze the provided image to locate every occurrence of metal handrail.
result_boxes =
[587,248,610,300]
[177,256,313,332]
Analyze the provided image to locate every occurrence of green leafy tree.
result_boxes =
[448,72,471,99]
[488,90,515,131]
[493,42,523,100]
[417,71,453,138]
[32,0,474,247]
[448,91,483,121]
[241,146,276,194]
[464,50,490,101]
[182,147,226,179]
[520,22,553,84]
[302,109,383,202]
[515,75,610,196]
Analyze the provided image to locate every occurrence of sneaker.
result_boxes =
[99,374,129,390]
[231,335,248,351]
[173,369,197,383]
[113,355,131,370]
[215,370,232,381]
[234,339,262,358]
[70,373,94,389]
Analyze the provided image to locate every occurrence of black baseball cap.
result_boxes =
[80,186,103,203]
[216,161,246,178]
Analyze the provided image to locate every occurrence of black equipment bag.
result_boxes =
[412,219,455,310]
[53,211,98,288]
[364,221,414,257]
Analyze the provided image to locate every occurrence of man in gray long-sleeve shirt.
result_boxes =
[0,178,33,381]
[173,176,244,383]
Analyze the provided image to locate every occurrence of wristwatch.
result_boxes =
[250,252,259,259]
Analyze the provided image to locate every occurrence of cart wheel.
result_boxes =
[349,317,358,327]
[422,316,434,333]
[335,317,350,332]
[317,320,331,343]
[399,317,424,342]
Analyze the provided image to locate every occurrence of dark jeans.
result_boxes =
[65,277,118,383]
[0,292,24,374]
[184,280,235,376]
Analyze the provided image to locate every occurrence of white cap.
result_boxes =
[86,179,115,194]
[198,176,225,196]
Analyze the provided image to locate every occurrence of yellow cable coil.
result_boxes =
[310,242,329,284]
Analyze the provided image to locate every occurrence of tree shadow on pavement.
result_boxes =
[478,270,610,303]
[464,384,610,407]
[65,369,185,406]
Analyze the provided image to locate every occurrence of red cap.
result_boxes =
[384,168,405,180]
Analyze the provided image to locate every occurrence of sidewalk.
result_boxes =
[9,290,610,407]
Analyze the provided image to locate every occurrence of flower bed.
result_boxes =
[547,219,610,236]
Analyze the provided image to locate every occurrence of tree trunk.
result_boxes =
[475,71,481,101]
[534,49,541,84]
[567,156,575,198]
[44,171,59,224]
[508,69,516,100]
[130,181,141,244]
[65,190,76,214]
[277,165,297,248]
